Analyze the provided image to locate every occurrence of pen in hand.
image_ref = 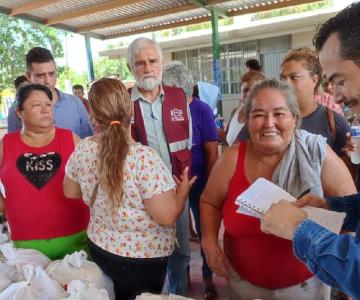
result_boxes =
[297,188,311,199]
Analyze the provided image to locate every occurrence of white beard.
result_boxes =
[136,72,162,91]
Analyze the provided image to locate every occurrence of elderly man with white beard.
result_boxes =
[126,37,192,297]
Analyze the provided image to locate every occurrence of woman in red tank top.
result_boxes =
[200,79,356,300]
[0,84,89,259]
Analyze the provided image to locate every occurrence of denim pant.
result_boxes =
[228,266,330,300]
[189,175,213,279]
[166,201,191,296]
[88,239,168,300]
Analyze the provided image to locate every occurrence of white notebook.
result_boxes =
[235,178,346,234]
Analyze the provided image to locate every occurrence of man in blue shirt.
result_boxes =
[8,47,93,138]
[260,3,360,299]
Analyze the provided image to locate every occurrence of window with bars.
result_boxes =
[172,35,291,95]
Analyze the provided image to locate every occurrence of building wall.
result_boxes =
[221,32,315,120]
[171,34,293,120]
[163,52,172,66]
[292,31,315,49]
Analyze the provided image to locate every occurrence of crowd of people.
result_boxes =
[1,2,360,300]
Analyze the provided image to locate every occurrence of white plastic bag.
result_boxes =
[0,265,68,300]
[0,243,51,281]
[0,262,19,282]
[60,280,110,300]
[0,243,51,268]
[169,295,195,300]
[0,281,40,300]
[134,294,167,300]
[46,251,114,299]
[0,225,8,245]
[134,294,195,300]
[0,272,12,292]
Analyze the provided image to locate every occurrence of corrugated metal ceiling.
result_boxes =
[0,0,320,39]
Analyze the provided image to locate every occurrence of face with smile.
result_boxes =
[319,33,360,115]
[26,61,57,92]
[248,88,297,154]
[17,90,54,130]
[132,45,162,92]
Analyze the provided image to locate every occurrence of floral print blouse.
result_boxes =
[65,138,176,258]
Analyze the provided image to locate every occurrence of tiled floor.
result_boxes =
[187,240,229,300]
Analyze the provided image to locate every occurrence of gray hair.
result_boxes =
[126,37,163,71]
[162,61,194,99]
[244,78,302,128]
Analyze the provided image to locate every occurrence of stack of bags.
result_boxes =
[0,244,114,300]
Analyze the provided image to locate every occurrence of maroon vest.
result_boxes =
[130,85,191,177]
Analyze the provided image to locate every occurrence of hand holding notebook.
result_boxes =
[235,178,346,234]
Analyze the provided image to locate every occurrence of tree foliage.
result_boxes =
[158,17,234,38]
[94,57,132,81]
[0,14,64,91]
[57,66,88,92]
[56,57,133,94]
[252,0,333,21]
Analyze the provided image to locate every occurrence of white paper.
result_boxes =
[303,207,346,234]
[235,178,296,214]
[235,178,346,234]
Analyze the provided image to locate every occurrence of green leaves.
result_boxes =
[94,57,132,81]
[0,15,64,91]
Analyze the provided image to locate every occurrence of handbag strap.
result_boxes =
[326,106,336,143]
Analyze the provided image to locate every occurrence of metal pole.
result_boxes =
[85,34,95,82]
[211,8,222,116]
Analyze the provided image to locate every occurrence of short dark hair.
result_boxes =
[16,84,52,111]
[73,84,84,91]
[245,59,261,71]
[313,2,360,66]
[13,75,29,89]
[26,47,55,70]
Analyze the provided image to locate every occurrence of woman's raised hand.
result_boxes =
[173,167,197,197]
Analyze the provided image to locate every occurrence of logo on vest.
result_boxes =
[170,108,185,122]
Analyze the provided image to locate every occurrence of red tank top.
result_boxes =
[223,141,313,289]
[1,128,89,240]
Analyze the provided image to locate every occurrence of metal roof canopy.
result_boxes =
[0,0,321,114]
[0,0,320,40]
